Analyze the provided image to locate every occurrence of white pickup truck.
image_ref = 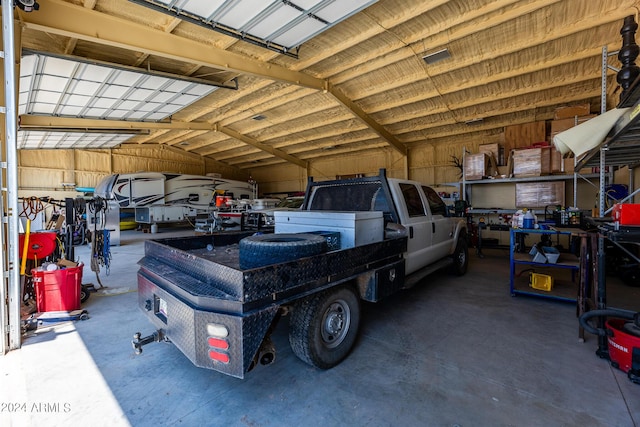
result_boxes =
[133,169,468,378]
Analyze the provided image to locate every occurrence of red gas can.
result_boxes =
[612,203,640,225]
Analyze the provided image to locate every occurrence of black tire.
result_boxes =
[289,286,360,369]
[450,234,468,276]
[239,233,327,269]
[80,286,90,303]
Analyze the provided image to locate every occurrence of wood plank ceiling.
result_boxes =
[13,0,640,171]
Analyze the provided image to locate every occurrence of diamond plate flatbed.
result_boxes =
[136,231,407,378]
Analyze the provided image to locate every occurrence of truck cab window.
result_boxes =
[422,186,447,216]
[400,183,425,217]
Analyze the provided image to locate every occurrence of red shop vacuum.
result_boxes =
[580,309,640,384]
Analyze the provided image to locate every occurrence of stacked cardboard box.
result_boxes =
[513,147,552,177]
[464,153,490,180]
[553,103,591,120]
[515,181,565,208]
[479,143,503,166]
[550,104,595,142]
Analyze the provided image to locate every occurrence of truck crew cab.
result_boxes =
[133,169,468,378]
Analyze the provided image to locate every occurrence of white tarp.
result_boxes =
[553,108,629,157]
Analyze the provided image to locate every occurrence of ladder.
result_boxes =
[1,2,22,355]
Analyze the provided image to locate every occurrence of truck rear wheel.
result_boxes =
[289,286,360,369]
[451,235,468,276]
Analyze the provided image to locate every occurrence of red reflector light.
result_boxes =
[209,350,230,363]
[208,337,229,350]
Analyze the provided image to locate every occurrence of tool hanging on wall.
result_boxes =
[18,197,50,305]
[88,197,111,289]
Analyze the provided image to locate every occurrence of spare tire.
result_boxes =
[239,233,328,269]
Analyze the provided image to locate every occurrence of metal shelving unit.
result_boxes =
[574,23,640,356]
[509,228,581,303]
[465,173,600,186]
[575,104,640,214]
[461,146,602,210]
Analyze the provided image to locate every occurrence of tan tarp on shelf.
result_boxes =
[552,108,629,157]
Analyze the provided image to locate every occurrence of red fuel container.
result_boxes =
[32,264,83,312]
[612,203,640,226]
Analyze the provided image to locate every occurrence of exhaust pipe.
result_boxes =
[249,337,276,371]
[258,337,276,366]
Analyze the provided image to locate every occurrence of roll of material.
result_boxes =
[553,108,629,157]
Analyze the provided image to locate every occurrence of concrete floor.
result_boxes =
[2,227,639,427]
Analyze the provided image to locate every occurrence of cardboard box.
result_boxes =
[550,147,563,173]
[553,103,591,120]
[550,114,596,139]
[464,152,489,180]
[57,259,79,268]
[505,121,546,152]
[515,181,565,208]
[479,143,503,165]
[513,147,551,177]
[563,157,575,174]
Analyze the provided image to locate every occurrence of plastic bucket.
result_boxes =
[32,264,83,312]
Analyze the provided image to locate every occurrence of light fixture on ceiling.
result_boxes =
[422,48,451,65]
[252,114,267,121]
[14,0,39,12]
[464,118,484,125]
[129,0,379,58]
[179,141,190,146]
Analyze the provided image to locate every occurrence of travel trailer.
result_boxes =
[94,172,256,225]
[94,172,255,209]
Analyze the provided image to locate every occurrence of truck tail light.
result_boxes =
[207,323,230,364]
[208,337,229,350]
[206,323,229,337]
[208,350,230,364]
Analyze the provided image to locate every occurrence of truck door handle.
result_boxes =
[432,223,435,233]
[409,226,414,239]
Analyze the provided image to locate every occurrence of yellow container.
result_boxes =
[530,273,553,291]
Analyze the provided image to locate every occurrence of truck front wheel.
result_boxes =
[289,286,360,369]
[451,235,468,276]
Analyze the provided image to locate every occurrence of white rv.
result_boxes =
[94,172,256,225]
[94,172,255,208]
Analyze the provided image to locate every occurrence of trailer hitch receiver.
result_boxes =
[132,329,166,355]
